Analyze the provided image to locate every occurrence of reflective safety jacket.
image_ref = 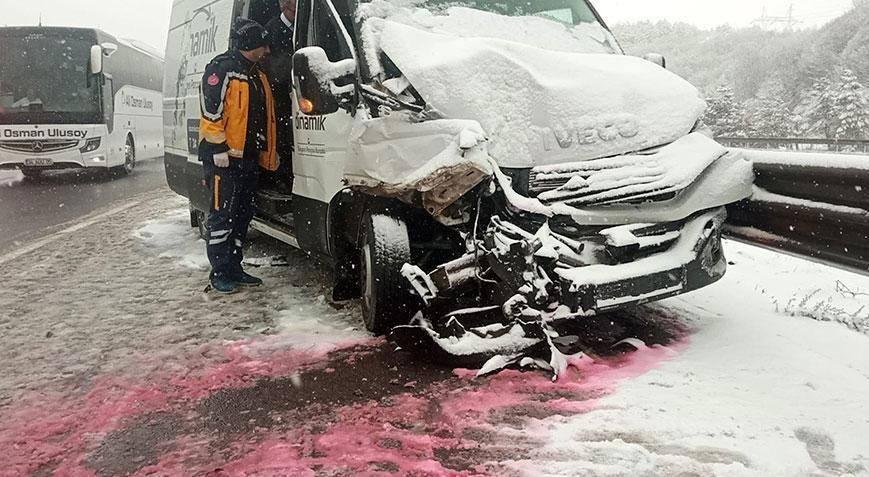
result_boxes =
[199,50,278,171]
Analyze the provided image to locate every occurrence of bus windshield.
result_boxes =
[0,31,101,124]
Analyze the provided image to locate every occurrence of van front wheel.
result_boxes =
[360,212,414,335]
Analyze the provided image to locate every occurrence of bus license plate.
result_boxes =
[25,158,53,167]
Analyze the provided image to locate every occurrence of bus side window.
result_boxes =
[103,76,114,134]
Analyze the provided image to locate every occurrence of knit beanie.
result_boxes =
[232,18,269,51]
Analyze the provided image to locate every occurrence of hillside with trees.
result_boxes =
[612,2,869,139]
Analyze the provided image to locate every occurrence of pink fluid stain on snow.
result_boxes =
[445,344,682,422]
[0,336,364,476]
[193,344,683,476]
[0,338,681,476]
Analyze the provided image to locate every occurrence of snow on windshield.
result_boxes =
[358,18,706,168]
[360,2,620,57]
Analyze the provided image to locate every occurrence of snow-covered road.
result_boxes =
[0,159,169,254]
[1,188,867,476]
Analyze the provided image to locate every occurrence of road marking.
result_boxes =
[0,201,142,266]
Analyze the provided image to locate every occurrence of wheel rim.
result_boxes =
[124,142,135,174]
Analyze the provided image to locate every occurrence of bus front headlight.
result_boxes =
[80,137,102,153]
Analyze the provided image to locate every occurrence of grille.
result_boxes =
[525,140,708,207]
[0,139,80,154]
[528,154,679,207]
[507,212,684,266]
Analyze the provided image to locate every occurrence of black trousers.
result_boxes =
[203,154,259,280]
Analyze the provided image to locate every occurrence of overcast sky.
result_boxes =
[0,0,173,51]
[596,0,855,29]
[0,0,856,52]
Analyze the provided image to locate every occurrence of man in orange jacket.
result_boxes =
[199,18,278,294]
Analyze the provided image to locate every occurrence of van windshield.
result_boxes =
[418,0,602,25]
[385,0,621,54]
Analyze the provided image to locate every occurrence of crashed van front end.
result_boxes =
[345,1,755,375]
[394,132,752,326]
[347,116,753,374]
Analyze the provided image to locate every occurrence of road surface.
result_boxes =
[0,158,169,254]
[0,187,867,476]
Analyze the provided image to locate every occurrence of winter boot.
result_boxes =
[234,270,264,287]
[210,276,238,294]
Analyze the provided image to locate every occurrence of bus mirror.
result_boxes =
[293,47,357,116]
[100,42,119,58]
[90,45,103,75]
[642,53,667,69]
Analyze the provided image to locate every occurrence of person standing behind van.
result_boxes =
[266,0,295,61]
[199,18,279,294]
[264,0,296,189]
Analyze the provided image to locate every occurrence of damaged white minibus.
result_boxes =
[164,0,753,366]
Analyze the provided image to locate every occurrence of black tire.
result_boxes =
[360,211,415,335]
[112,136,136,177]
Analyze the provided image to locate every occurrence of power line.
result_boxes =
[752,3,803,30]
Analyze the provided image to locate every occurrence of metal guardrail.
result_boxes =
[717,137,869,154]
[725,149,869,274]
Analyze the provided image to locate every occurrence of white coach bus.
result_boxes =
[0,27,164,177]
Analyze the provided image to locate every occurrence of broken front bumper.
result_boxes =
[395,207,729,377]
[556,208,727,314]
[406,207,728,322]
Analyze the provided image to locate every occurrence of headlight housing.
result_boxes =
[80,137,102,153]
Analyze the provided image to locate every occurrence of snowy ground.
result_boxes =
[505,241,869,475]
[1,188,868,476]
[0,170,23,187]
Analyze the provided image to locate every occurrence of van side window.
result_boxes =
[297,0,353,62]
[294,0,312,50]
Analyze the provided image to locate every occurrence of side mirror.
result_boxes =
[100,42,119,58]
[293,47,356,116]
[90,45,103,74]
[643,53,667,69]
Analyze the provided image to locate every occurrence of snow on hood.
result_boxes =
[372,20,708,168]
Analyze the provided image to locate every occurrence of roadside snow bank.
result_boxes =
[752,185,869,217]
[507,241,869,475]
[0,170,23,187]
[743,149,869,170]
[133,207,210,271]
[726,240,869,335]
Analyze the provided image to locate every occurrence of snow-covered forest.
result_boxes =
[614,2,869,139]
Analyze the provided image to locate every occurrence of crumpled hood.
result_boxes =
[378,20,708,168]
